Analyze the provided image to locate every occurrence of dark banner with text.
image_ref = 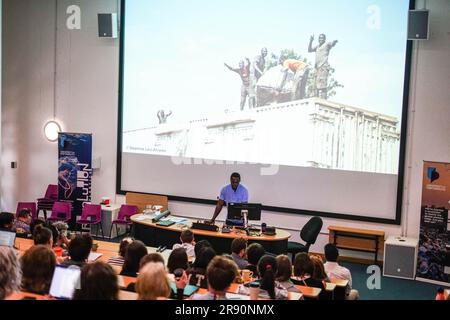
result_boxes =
[417,161,450,286]
[58,133,92,221]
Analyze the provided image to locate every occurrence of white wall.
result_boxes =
[2,0,449,255]
[1,0,119,211]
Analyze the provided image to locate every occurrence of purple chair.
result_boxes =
[77,204,104,238]
[16,202,37,221]
[37,184,58,220]
[110,204,138,238]
[47,202,72,223]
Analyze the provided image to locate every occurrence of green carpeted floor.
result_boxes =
[344,262,446,300]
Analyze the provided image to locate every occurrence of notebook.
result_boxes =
[88,252,103,262]
[156,220,176,227]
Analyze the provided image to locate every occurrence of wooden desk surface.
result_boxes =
[15,238,172,272]
[7,290,137,301]
[131,214,291,242]
[195,288,303,300]
[295,285,321,299]
[328,226,385,237]
[329,278,349,287]
[325,283,336,292]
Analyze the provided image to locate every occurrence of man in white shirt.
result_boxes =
[173,229,196,259]
[324,243,359,300]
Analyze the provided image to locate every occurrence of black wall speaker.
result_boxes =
[98,13,118,38]
[408,10,429,40]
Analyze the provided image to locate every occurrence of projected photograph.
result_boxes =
[122,0,409,175]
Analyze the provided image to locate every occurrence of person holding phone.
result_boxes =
[209,173,248,224]
[191,256,239,300]
[173,268,189,300]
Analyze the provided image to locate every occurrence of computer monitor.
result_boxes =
[0,230,16,247]
[227,203,262,221]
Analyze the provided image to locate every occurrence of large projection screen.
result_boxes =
[118,0,413,224]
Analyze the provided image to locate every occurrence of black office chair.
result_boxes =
[287,216,323,262]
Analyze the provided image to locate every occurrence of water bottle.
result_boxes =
[261,223,267,233]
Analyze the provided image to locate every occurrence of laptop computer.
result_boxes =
[0,230,16,247]
[49,265,81,300]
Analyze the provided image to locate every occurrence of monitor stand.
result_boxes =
[225,218,245,227]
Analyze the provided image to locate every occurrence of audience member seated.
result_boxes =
[324,243,359,300]
[292,253,326,299]
[107,237,133,267]
[32,225,66,264]
[32,225,53,247]
[31,219,69,249]
[194,240,212,258]
[0,247,22,300]
[187,247,216,288]
[12,209,32,237]
[136,262,171,300]
[245,243,265,278]
[73,262,119,300]
[173,229,196,259]
[311,255,330,282]
[140,253,165,269]
[125,253,166,293]
[231,238,248,269]
[275,255,300,293]
[120,240,148,277]
[192,256,239,300]
[435,288,446,300]
[62,234,93,268]
[167,247,189,274]
[239,255,288,300]
[0,212,14,231]
[20,245,56,295]
[30,218,45,233]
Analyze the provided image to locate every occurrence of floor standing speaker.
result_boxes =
[383,236,418,280]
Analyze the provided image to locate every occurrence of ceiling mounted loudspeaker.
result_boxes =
[407,10,429,40]
[44,120,62,142]
[98,13,118,38]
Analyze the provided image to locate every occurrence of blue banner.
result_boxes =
[58,133,92,221]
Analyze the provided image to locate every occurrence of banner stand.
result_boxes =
[58,133,93,230]
[416,161,450,287]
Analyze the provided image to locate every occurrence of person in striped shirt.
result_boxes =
[107,237,133,267]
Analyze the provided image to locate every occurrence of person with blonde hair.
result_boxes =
[136,262,171,300]
[0,247,22,300]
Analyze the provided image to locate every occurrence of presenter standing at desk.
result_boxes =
[209,172,248,224]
